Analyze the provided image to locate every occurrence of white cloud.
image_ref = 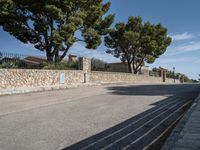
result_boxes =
[69,41,200,63]
[171,32,195,41]
[155,56,196,64]
[165,41,200,56]
[69,43,120,63]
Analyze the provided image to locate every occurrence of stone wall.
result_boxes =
[0,68,180,90]
[165,78,180,84]
[89,71,164,84]
[0,69,84,89]
[0,58,180,94]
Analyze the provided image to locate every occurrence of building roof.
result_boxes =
[159,67,168,71]
[23,56,46,65]
[68,54,77,58]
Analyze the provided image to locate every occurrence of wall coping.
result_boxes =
[91,71,159,78]
[91,71,179,80]
[91,71,148,76]
[0,68,83,72]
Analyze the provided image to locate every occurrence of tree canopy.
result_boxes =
[105,16,172,74]
[0,0,114,63]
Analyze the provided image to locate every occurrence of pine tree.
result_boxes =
[105,16,171,74]
[0,0,114,63]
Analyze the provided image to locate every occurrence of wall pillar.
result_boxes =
[163,71,167,82]
[180,75,184,83]
[159,68,167,82]
[78,57,91,83]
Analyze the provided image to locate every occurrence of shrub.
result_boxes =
[42,61,78,70]
[1,62,18,68]
[91,58,108,71]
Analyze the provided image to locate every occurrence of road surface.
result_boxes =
[0,83,199,150]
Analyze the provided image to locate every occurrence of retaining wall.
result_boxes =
[0,69,84,89]
[165,78,180,84]
[90,71,164,84]
[0,69,180,94]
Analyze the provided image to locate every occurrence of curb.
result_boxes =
[0,83,101,96]
[161,93,200,150]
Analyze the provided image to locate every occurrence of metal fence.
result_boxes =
[0,51,78,70]
[0,52,44,69]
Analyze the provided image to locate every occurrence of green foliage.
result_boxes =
[42,61,78,70]
[0,61,18,68]
[0,0,114,63]
[167,71,195,83]
[166,70,177,78]
[105,16,172,74]
[192,79,198,83]
[182,75,192,83]
[91,58,108,71]
[0,58,78,70]
[66,61,79,69]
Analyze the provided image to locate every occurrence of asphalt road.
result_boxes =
[0,83,199,150]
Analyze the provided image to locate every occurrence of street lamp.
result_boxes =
[173,67,175,83]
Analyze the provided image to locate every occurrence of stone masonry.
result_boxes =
[0,58,180,94]
[0,69,84,89]
[89,71,180,84]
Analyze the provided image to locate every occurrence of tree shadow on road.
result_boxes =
[62,84,200,150]
[106,84,199,96]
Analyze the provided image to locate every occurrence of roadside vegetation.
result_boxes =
[91,58,108,71]
[0,57,78,70]
[42,61,78,70]
[166,70,196,83]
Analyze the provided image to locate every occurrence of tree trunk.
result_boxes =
[133,69,138,74]
[54,50,59,64]
[133,58,144,74]
[133,63,139,74]
[59,46,70,62]
[127,62,133,73]
[46,51,53,63]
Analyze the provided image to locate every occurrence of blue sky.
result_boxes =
[0,0,200,79]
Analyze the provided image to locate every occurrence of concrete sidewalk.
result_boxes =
[162,93,200,150]
[0,82,100,96]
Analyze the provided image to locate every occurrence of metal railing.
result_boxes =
[0,51,78,70]
[0,52,30,69]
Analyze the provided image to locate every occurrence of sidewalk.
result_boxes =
[162,94,200,150]
[0,82,101,96]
